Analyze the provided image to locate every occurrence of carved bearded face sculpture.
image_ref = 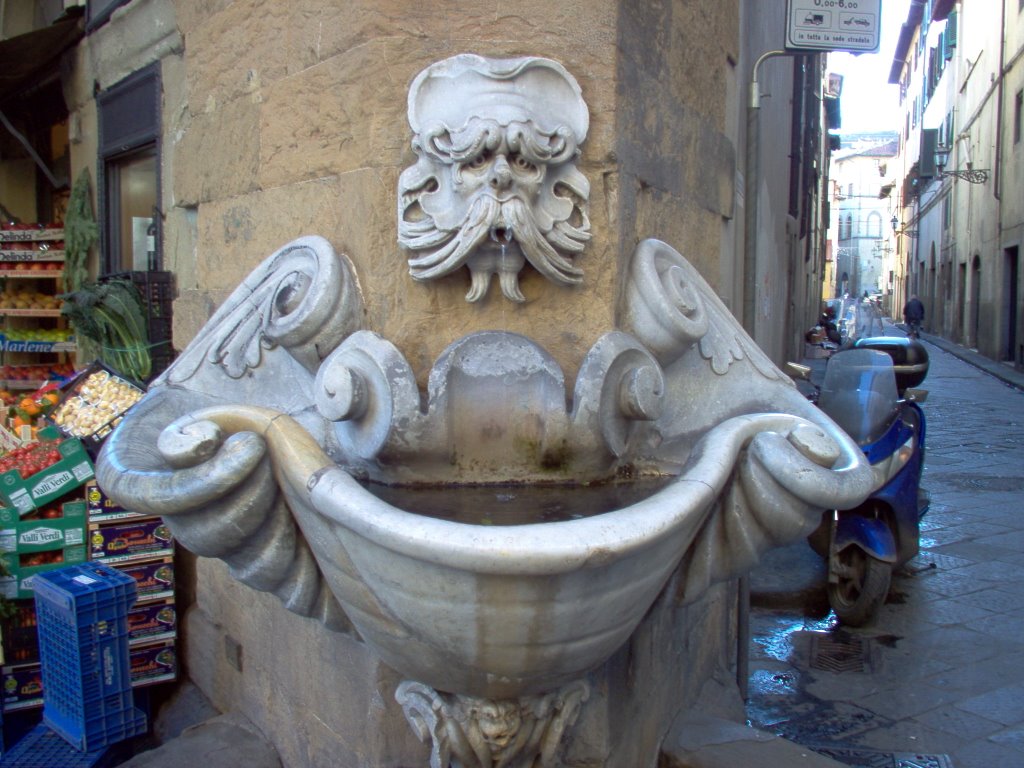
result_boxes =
[398,55,591,302]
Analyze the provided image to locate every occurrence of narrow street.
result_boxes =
[746,320,1024,768]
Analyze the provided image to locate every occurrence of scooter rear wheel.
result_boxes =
[828,547,891,626]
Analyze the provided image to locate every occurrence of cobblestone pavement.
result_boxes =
[747,320,1024,768]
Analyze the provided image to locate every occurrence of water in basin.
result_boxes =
[359,476,676,525]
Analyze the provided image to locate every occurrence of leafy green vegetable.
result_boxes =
[61,279,151,381]
[63,169,98,293]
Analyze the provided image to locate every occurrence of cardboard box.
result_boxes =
[2,662,43,711]
[85,479,125,517]
[89,518,173,564]
[127,599,176,646]
[130,641,176,687]
[84,479,143,521]
[119,558,175,602]
[0,500,87,554]
[0,428,95,516]
[0,545,89,599]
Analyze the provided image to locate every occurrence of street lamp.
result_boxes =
[934,144,989,184]
[891,215,918,238]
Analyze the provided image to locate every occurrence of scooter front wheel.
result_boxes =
[828,546,891,626]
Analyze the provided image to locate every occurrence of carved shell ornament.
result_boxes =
[398,54,592,303]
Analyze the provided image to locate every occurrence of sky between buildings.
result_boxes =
[829,0,912,134]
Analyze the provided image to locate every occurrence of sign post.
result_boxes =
[785,0,882,54]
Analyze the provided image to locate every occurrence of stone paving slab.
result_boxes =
[747,319,1024,768]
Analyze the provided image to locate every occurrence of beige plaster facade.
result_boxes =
[889,2,1024,364]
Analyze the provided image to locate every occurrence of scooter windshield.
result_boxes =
[817,348,899,446]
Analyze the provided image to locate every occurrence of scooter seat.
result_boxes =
[853,337,929,391]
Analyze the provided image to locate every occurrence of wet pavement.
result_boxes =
[747,314,1024,768]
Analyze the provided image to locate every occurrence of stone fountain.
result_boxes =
[97,54,873,767]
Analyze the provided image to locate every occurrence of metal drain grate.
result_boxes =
[811,746,954,767]
[809,633,873,673]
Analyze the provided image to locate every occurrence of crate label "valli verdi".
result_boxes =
[18,527,62,546]
[29,471,74,500]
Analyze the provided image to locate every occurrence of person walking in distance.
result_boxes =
[903,294,925,338]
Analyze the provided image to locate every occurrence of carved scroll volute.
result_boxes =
[620,238,709,367]
[262,239,364,373]
[164,236,363,386]
[314,331,420,461]
[571,332,665,460]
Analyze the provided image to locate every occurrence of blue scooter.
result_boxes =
[805,337,930,626]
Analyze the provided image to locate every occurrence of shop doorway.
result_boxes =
[1005,246,1019,364]
[970,255,981,349]
[957,262,966,344]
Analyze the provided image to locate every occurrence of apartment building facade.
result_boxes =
[888,0,1024,363]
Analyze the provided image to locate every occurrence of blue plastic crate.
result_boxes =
[31,563,146,751]
[0,723,117,767]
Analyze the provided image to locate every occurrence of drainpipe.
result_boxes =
[739,49,789,700]
[743,50,788,337]
[994,0,1004,203]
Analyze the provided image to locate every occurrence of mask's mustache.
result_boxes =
[406,195,585,286]
[407,195,499,280]
[502,197,583,285]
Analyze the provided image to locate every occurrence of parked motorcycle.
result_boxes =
[791,337,930,626]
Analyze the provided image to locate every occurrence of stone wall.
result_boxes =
[169,0,740,387]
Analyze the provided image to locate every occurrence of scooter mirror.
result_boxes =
[904,388,929,403]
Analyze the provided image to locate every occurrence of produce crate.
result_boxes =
[50,364,145,456]
[0,501,87,555]
[83,480,133,521]
[126,600,175,646]
[0,545,89,600]
[0,664,42,712]
[0,723,123,768]
[0,428,94,516]
[88,518,173,564]
[32,562,146,751]
[118,559,174,602]
[129,640,176,688]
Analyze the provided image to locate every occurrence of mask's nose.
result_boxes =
[489,155,513,190]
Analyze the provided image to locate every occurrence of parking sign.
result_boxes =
[785,0,882,53]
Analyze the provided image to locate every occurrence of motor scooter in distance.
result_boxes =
[805,337,929,626]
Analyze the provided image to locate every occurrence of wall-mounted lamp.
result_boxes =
[891,216,918,237]
[934,145,989,184]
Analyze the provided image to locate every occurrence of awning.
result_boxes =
[0,14,84,105]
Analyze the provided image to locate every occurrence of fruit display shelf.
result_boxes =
[0,228,65,264]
